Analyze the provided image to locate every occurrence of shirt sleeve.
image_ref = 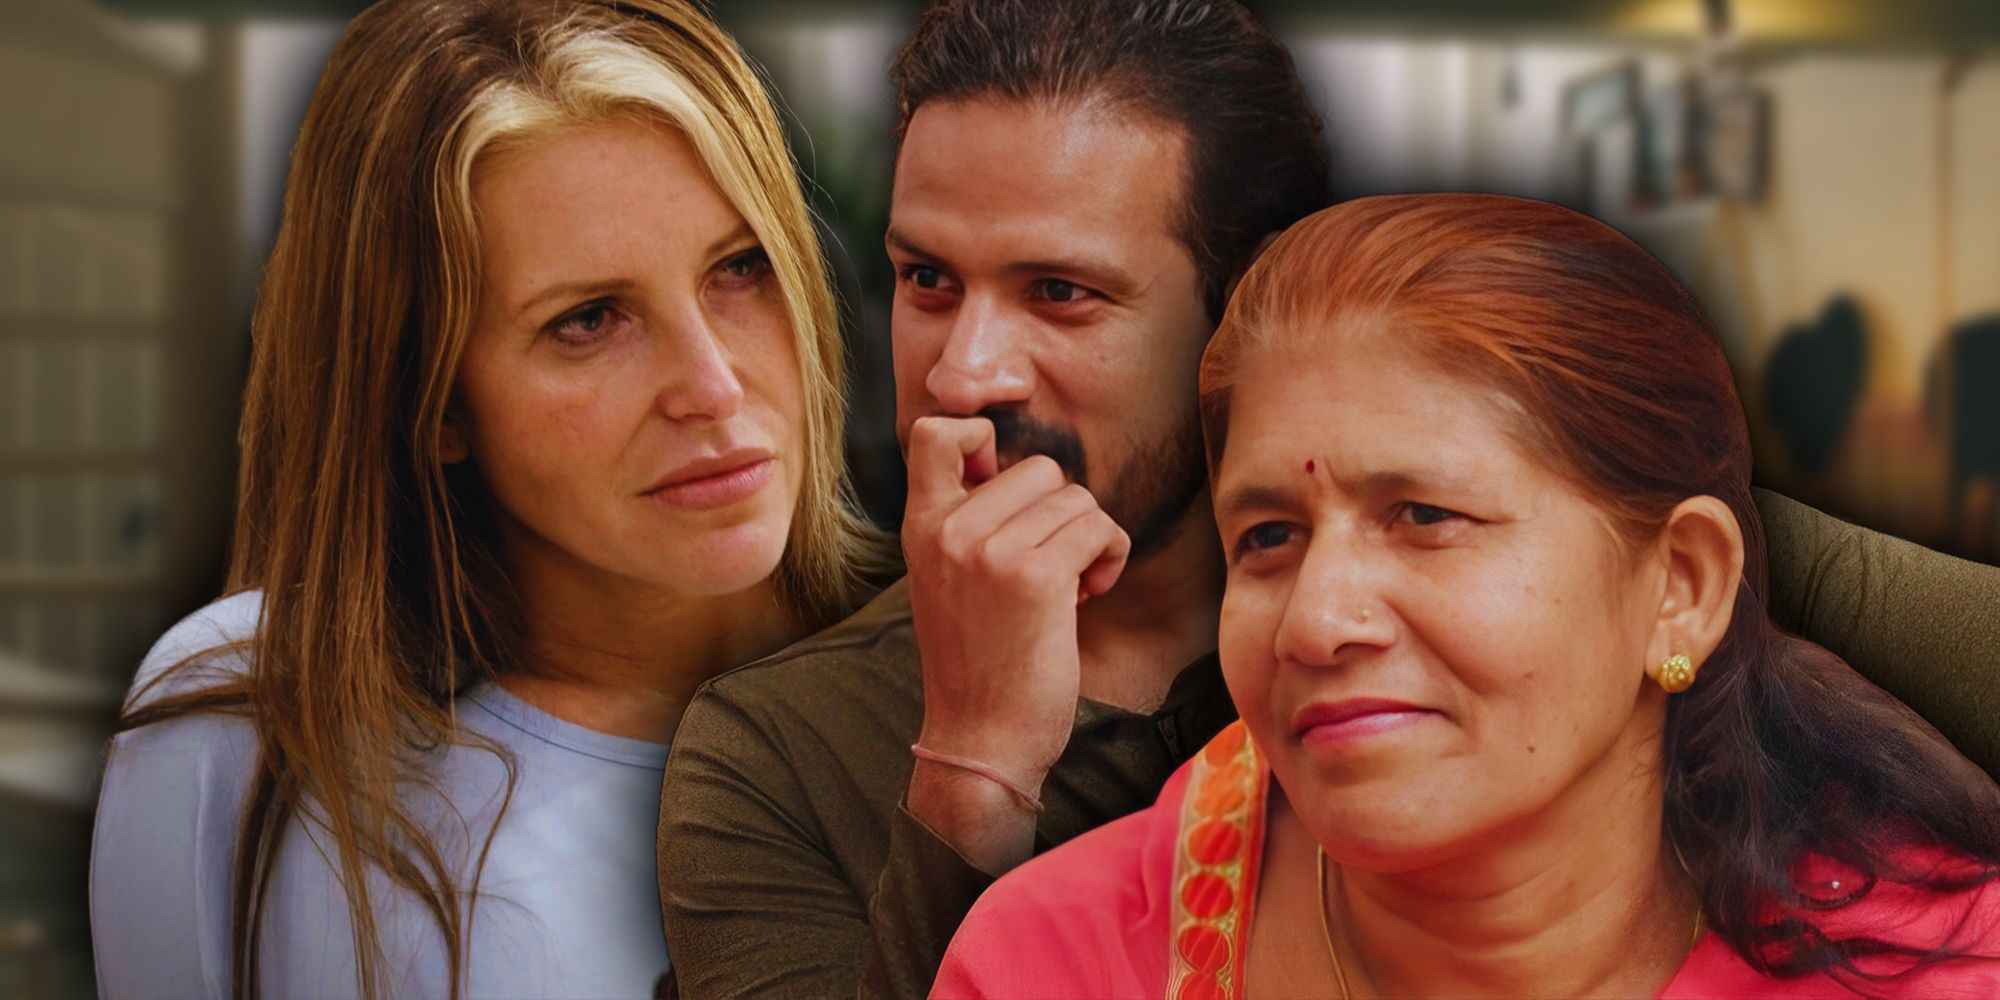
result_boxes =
[658,683,1000,1000]
[859,805,998,999]
[91,720,243,999]
[1756,487,2000,777]
[658,688,875,998]
[90,597,262,1000]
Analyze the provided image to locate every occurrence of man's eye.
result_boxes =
[1034,279,1089,304]
[903,265,945,290]
[1238,522,1295,554]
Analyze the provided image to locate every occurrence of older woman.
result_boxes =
[88,1,892,996]
[933,194,2000,998]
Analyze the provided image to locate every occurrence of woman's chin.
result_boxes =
[656,520,793,596]
[1291,780,1482,873]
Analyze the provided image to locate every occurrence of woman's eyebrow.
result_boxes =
[1214,483,1294,522]
[513,278,638,320]
[509,223,759,321]
[700,221,758,262]
[1356,469,1500,505]
[1217,466,1481,518]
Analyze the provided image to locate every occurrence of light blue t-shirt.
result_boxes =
[89,591,674,998]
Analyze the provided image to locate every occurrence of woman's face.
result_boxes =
[1211,322,1669,871]
[453,119,805,601]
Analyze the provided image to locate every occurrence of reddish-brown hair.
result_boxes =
[1200,193,2000,983]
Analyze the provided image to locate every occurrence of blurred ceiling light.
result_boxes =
[1610,0,1704,36]
[1732,0,1878,42]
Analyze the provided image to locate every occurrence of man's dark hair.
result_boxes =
[890,0,1334,322]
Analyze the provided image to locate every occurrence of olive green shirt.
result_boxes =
[657,490,2000,999]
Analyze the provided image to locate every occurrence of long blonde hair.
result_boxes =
[120,1,894,995]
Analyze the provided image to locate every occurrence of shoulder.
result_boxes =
[126,589,265,709]
[661,577,920,865]
[1845,847,2000,986]
[102,589,268,787]
[702,577,916,701]
[935,811,1158,999]
[91,592,268,995]
[972,804,1165,926]
[937,765,1196,999]
[676,577,920,750]
[1675,848,2000,998]
[1816,844,2000,944]
[962,741,1218,930]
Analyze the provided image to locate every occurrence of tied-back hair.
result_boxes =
[1199,193,2000,984]
[889,0,1332,323]
[117,1,894,996]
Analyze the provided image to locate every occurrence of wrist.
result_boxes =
[906,756,1039,877]
[910,743,1046,815]
[913,719,1060,791]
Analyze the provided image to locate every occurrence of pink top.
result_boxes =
[934,722,2000,1000]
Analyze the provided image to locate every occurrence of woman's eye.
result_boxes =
[547,301,620,346]
[1400,503,1460,527]
[717,247,772,285]
[1238,521,1296,555]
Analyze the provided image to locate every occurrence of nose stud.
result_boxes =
[1355,608,1372,624]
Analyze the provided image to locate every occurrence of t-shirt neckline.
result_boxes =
[464,681,671,769]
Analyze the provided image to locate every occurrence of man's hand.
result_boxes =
[900,415,1130,874]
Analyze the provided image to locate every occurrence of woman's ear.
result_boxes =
[1645,495,1746,682]
[440,412,470,465]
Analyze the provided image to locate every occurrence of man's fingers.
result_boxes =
[1078,520,1130,601]
[941,457,1075,552]
[907,416,998,511]
[983,483,1100,555]
[1038,509,1130,601]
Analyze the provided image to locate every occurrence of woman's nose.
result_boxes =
[655,311,745,422]
[1272,533,1395,669]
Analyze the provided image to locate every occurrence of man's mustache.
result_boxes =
[983,407,1087,488]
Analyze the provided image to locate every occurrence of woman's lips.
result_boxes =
[1292,698,1437,748]
[642,455,774,511]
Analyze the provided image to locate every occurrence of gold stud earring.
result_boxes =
[1658,652,1698,693]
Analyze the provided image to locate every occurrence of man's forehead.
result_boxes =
[889,96,1188,261]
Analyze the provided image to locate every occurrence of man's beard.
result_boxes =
[984,405,1205,561]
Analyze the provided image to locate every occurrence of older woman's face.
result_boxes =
[1212,324,1667,870]
[454,119,804,600]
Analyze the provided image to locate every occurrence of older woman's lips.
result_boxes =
[642,453,774,511]
[1292,698,1436,748]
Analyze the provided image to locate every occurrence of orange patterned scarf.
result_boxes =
[1164,721,1268,1000]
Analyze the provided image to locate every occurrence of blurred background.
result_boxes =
[2,0,1998,995]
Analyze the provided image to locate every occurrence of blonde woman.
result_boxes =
[87,1,893,996]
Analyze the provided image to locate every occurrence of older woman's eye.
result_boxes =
[1237,521,1296,555]
[1400,502,1461,527]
